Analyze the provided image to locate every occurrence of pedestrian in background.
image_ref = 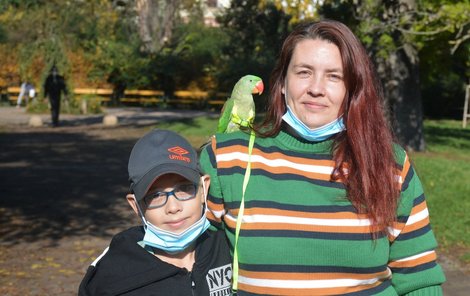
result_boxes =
[44,65,67,127]
[16,80,35,108]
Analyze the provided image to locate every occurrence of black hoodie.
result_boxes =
[78,226,232,296]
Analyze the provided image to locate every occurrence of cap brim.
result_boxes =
[132,164,201,201]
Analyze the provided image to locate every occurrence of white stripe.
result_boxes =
[217,152,334,175]
[91,246,109,267]
[387,207,429,238]
[394,250,434,263]
[207,208,225,219]
[238,273,390,289]
[387,226,401,237]
[225,213,372,227]
[406,208,429,225]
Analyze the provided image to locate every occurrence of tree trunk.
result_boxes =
[361,0,426,151]
[135,0,180,53]
[377,44,426,151]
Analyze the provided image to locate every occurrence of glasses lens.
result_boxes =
[144,183,197,209]
[174,184,197,200]
[144,193,167,208]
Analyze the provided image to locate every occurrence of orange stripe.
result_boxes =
[410,199,427,216]
[240,269,390,281]
[217,145,335,166]
[401,215,430,234]
[389,252,436,268]
[207,200,224,212]
[217,144,247,155]
[400,157,411,187]
[217,158,337,182]
[211,137,217,152]
[217,146,336,168]
[238,207,369,220]
[238,280,384,296]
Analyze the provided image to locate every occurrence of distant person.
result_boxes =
[16,81,35,108]
[79,129,232,295]
[43,66,67,127]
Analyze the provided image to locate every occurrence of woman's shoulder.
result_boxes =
[392,143,408,165]
[214,130,252,142]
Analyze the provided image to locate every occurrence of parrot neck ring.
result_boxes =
[232,113,253,128]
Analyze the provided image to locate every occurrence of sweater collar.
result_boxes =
[276,122,334,154]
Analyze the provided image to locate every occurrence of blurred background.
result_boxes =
[0,1,469,295]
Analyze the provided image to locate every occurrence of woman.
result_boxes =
[200,20,445,295]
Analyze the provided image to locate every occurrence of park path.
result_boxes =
[0,106,468,295]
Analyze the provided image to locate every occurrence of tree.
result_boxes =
[319,0,470,151]
[216,0,291,102]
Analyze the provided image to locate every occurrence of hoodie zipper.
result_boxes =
[189,271,196,296]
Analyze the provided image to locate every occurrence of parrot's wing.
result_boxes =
[217,98,234,133]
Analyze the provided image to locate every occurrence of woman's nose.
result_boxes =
[308,75,325,96]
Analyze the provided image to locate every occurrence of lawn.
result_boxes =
[157,117,470,264]
[409,120,470,264]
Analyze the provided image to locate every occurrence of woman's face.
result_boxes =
[282,38,346,129]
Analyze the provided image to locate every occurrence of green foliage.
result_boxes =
[319,0,469,119]
[149,20,229,93]
[70,95,103,114]
[215,0,290,111]
[26,98,49,114]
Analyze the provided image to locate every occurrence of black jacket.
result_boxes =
[78,227,232,296]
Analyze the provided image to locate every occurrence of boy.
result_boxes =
[79,130,232,296]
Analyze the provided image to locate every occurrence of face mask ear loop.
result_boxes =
[131,194,149,227]
[201,177,209,216]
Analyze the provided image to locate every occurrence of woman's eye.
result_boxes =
[328,74,343,81]
[296,71,310,78]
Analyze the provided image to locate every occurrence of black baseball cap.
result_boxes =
[128,129,201,201]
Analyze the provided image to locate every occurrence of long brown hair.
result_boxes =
[255,20,399,231]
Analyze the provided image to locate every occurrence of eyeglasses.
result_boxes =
[143,183,198,209]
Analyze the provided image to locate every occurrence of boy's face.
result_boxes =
[129,173,209,234]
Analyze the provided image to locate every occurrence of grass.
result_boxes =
[157,117,470,265]
[409,120,470,264]
[155,115,219,149]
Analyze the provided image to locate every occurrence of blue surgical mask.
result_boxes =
[142,213,210,254]
[135,178,211,254]
[282,105,346,142]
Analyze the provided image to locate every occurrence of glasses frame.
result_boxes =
[143,183,198,209]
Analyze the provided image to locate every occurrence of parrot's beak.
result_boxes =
[252,81,264,95]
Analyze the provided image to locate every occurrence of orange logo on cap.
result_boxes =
[168,146,191,163]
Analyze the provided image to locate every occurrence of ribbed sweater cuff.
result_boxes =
[404,285,442,296]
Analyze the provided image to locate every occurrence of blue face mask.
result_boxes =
[142,213,210,254]
[135,179,211,254]
[282,106,346,142]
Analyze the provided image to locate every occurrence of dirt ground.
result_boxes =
[0,106,468,295]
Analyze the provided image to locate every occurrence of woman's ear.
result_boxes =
[127,194,140,215]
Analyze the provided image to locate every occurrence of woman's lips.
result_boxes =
[303,101,327,110]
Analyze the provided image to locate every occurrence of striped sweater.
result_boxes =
[199,129,445,296]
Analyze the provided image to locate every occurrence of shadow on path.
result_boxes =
[0,129,138,246]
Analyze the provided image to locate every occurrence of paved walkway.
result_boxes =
[0,106,468,295]
[0,105,215,127]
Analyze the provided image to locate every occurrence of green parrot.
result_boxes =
[217,75,264,133]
